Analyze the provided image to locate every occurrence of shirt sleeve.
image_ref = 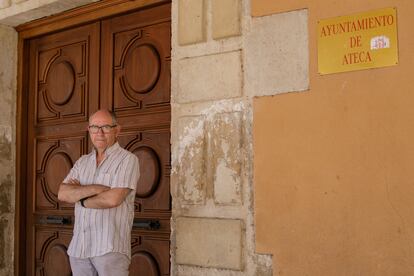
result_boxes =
[62,157,82,184]
[112,153,140,190]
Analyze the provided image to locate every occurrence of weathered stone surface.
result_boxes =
[0,26,17,126]
[245,9,309,96]
[175,108,245,207]
[210,112,242,205]
[253,254,273,276]
[0,0,98,26]
[176,217,243,270]
[0,0,11,9]
[0,218,6,268]
[0,174,11,213]
[0,24,16,276]
[178,0,205,45]
[178,51,242,103]
[0,126,11,161]
[177,116,207,205]
[212,0,241,39]
[0,215,13,275]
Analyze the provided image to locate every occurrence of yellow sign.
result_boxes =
[318,7,398,74]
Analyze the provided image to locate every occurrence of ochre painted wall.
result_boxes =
[253,1,414,275]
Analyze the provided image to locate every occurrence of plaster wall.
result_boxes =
[0,24,17,276]
[253,0,414,275]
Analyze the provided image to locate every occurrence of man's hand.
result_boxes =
[57,179,110,204]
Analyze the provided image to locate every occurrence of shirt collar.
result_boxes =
[92,141,120,156]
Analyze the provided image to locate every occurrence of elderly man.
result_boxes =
[58,109,140,276]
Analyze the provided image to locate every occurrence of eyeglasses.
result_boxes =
[88,125,117,134]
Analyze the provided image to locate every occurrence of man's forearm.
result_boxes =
[58,183,110,204]
[82,188,131,209]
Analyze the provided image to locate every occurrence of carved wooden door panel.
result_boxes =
[26,23,100,275]
[101,4,171,276]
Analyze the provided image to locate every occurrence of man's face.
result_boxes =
[88,111,120,152]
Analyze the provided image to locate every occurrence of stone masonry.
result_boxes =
[172,0,276,275]
[0,24,17,276]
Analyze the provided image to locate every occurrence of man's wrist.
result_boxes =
[80,197,89,208]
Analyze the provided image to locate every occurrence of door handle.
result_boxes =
[133,219,160,230]
[39,216,71,225]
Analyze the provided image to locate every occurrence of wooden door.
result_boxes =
[101,5,171,276]
[26,22,100,275]
[25,3,171,276]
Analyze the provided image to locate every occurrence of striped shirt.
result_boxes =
[63,142,140,259]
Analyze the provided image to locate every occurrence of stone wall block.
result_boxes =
[0,25,15,276]
[0,0,11,9]
[12,0,27,4]
[178,0,206,45]
[0,214,13,275]
[178,51,242,103]
[177,116,207,205]
[208,112,242,205]
[176,217,243,270]
[245,9,309,96]
[0,217,7,269]
[0,126,12,162]
[212,0,241,39]
[0,174,11,214]
[0,25,17,125]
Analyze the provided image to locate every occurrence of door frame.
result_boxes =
[15,0,171,274]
